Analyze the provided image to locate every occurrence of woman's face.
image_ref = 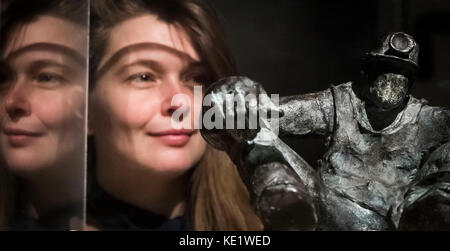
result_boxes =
[0,16,87,175]
[91,14,207,174]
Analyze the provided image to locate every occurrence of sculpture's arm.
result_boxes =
[279,89,335,137]
[436,107,450,141]
[201,77,322,230]
[418,105,450,143]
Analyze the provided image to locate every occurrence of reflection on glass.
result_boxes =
[0,0,87,230]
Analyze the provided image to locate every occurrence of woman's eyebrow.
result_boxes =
[96,42,196,80]
[5,42,86,67]
[26,59,76,75]
[116,59,165,75]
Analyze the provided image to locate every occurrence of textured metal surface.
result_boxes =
[201,33,450,230]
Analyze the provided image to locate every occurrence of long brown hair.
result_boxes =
[90,0,262,230]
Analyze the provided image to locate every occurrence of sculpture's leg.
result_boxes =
[398,141,450,230]
[240,129,322,230]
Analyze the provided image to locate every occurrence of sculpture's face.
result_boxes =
[366,73,409,110]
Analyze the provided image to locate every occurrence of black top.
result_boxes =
[9,183,190,231]
[10,202,82,231]
[86,181,191,231]
[9,178,82,231]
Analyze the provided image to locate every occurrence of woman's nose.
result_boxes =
[160,80,191,119]
[3,83,31,121]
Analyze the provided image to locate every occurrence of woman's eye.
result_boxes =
[126,72,156,88]
[130,73,155,82]
[34,73,65,87]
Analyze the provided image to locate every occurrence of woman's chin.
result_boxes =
[161,159,196,173]
[4,157,49,177]
[132,138,206,175]
[137,150,201,175]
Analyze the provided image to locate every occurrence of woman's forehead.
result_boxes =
[3,15,87,59]
[105,14,199,63]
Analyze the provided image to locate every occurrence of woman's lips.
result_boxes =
[148,129,196,147]
[3,128,43,147]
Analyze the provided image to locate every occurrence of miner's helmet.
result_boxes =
[362,32,419,77]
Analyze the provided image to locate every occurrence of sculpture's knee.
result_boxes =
[251,162,318,230]
[399,149,450,231]
[399,180,450,230]
[258,182,318,230]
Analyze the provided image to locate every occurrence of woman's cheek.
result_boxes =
[30,89,84,130]
[125,90,160,126]
[96,85,160,130]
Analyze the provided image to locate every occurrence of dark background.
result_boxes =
[209,0,450,165]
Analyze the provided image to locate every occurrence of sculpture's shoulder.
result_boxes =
[415,99,450,141]
[330,81,353,93]
[417,99,450,119]
[329,81,357,101]
[329,81,359,111]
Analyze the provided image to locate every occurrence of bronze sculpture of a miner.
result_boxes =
[201,32,450,230]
